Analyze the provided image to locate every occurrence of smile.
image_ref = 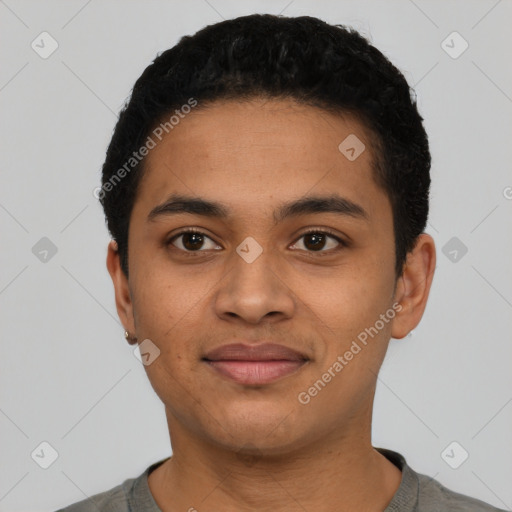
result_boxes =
[204,359,308,385]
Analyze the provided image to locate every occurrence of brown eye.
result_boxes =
[291,230,345,253]
[181,232,205,251]
[303,232,328,251]
[168,230,221,252]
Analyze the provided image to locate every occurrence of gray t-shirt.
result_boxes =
[55,448,507,511]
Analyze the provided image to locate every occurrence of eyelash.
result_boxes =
[166,227,347,256]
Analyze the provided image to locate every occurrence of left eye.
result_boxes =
[291,231,344,252]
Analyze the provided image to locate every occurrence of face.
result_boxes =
[107,97,434,456]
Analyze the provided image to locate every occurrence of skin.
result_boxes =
[106,97,436,512]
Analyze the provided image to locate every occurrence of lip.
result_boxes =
[203,343,309,385]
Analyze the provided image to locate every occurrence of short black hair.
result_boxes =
[99,13,431,279]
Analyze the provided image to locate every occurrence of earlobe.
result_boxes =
[391,233,436,340]
[106,240,136,342]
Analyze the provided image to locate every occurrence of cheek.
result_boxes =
[130,264,204,335]
[298,264,390,327]
[301,269,396,376]
[143,355,198,420]
[130,268,214,386]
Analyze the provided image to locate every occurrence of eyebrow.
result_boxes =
[147,193,369,224]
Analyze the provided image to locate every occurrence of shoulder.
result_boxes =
[376,447,507,512]
[54,476,136,512]
[416,471,507,511]
[54,457,169,512]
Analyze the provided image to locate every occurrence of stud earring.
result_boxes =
[124,330,137,343]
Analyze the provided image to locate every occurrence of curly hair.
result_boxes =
[99,13,431,279]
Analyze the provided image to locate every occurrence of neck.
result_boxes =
[148,412,402,512]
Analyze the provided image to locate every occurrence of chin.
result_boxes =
[204,407,308,455]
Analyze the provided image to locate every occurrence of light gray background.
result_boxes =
[1,0,511,510]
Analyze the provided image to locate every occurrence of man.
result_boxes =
[57,13,506,512]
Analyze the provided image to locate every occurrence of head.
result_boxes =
[103,14,435,458]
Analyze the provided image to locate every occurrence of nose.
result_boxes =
[214,245,296,325]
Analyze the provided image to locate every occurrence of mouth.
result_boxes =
[202,343,309,386]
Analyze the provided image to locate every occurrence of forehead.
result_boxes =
[132,97,388,225]
[147,98,374,162]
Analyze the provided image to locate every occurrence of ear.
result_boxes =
[106,240,137,345]
[391,233,436,339]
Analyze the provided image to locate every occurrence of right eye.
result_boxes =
[167,229,222,253]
